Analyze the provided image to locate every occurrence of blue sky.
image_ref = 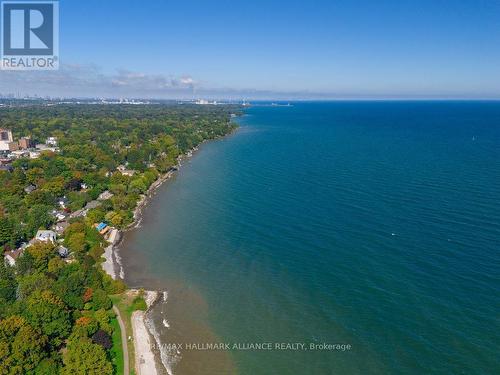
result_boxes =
[1,0,500,98]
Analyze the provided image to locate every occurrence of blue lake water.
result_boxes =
[122,101,500,374]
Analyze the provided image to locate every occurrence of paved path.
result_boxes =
[113,306,129,375]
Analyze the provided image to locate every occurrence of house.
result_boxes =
[117,164,136,176]
[70,208,87,218]
[98,190,114,201]
[96,222,107,232]
[57,196,69,209]
[51,210,67,222]
[95,222,111,235]
[34,230,57,244]
[121,169,136,177]
[46,136,58,146]
[54,221,70,235]
[56,212,67,222]
[85,200,102,210]
[57,246,69,258]
[19,137,35,149]
[24,184,36,194]
[29,150,41,159]
[100,226,110,235]
[0,129,13,151]
[4,248,23,266]
[0,165,13,172]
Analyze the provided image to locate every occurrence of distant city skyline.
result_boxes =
[1,0,499,99]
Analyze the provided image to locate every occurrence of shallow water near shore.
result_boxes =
[120,101,500,375]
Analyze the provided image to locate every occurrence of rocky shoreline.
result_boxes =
[100,155,192,375]
[101,134,233,374]
[101,145,198,281]
[101,127,239,375]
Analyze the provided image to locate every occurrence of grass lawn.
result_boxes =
[110,316,124,375]
[111,290,147,375]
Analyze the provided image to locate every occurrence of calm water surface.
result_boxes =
[121,101,500,374]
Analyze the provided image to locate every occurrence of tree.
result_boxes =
[65,178,83,191]
[48,257,65,274]
[26,242,56,272]
[62,339,113,375]
[91,289,112,311]
[105,210,123,227]
[34,358,60,375]
[53,267,86,309]
[24,191,54,207]
[17,273,54,300]
[0,261,17,302]
[66,232,87,254]
[0,216,14,247]
[88,244,104,262]
[128,178,147,194]
[42,176,65,197]
[102,273,126,295]
[24,291,71,347]
[25,204,54,236]
[74,316,98,337]
[85,208,105,225]
[83,287,93,303]
[15,251,35,275]
[93,309,112,335]
[0,316,48,374]
[91,329,112,350]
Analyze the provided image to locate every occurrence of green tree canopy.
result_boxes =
[62,338,113,375]
[24,291,71,347]
[0,316,48,374]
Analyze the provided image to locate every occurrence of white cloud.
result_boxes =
[0,64,198,98]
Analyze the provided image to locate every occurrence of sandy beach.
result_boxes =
[102,244,116,279]
[132,291,160,375]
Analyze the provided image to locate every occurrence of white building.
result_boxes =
[34,230,57,243]
[98,190,114,201]
[0,129,14,151]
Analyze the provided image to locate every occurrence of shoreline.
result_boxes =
[101,144,198,281]
[101,128,239,375]
[101,150,196,375]
[131,290,161,375]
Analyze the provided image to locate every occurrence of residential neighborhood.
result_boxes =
[0,103,236,374]
[3,186,121,267]
[0,128,60,172]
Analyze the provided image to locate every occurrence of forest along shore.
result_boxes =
[0,103,240,374]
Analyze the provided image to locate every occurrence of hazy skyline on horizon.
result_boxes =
[1,0,499,99]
